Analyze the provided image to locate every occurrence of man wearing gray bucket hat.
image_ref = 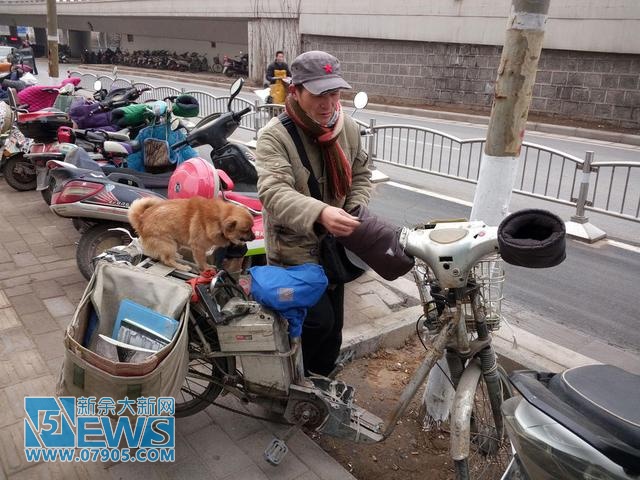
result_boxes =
[256,50,373,377]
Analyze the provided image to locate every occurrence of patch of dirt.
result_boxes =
[312,336,457,480]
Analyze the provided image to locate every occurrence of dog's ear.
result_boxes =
[223,218,238,232]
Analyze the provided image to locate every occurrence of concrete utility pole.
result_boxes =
[425,0,552,424]
[46,0,59,78]
[470,0,551,225]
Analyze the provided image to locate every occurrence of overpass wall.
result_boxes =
[303,34,640,130]
[298,0,640,55]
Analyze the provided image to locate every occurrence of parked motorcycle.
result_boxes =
[0,62,34,98]
[16,77,80,112]
[2,80,140,192]
[49,79,262,279]
[35,127,133,205]
[222,52,249,77]
[1,86,74,190]
[501,365,640,479]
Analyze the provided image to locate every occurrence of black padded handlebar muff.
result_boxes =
[172,95,200,118]
[498,209,566,268]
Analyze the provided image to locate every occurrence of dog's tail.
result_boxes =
[128,197,163,233]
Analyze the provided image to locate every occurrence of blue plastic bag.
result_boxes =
[127,123,197,172]
[249,264,328,338]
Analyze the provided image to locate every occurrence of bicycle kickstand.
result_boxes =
[264,413,310,466]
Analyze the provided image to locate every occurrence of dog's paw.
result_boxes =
[174,263,192,272]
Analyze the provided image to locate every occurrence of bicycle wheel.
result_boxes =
[454,365,513,480]
[174,312,234,418]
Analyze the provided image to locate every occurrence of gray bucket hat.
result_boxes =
[290,50,352,95]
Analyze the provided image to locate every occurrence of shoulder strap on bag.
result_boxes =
[278,112,322,201]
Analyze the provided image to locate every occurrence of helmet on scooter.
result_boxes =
[168,157,220,200]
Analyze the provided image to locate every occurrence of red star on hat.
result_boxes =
[323,63,333,73]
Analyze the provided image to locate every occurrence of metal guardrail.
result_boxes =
[253,103,285,134]
[68,71,256,128]
[589,161,640,221]
[366,121,639,223]
[66,71,639,224]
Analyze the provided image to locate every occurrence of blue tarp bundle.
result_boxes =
[249,264,328,338]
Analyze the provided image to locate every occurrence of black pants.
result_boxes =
[301,283,344,376]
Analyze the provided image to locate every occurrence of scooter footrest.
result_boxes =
[264,438,288,466]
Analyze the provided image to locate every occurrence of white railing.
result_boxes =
[366,120,639,223]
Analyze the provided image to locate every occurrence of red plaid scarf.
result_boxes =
[285,95,352,200]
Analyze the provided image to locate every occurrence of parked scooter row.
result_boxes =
[47,79,264,280]
[82,48,214,73]
[0,78,151,192]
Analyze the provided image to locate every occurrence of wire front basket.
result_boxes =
[415,254,505,333]
[464,254,504,331]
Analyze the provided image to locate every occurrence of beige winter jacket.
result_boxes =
[255,115,372,266]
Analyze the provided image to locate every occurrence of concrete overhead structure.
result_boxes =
[300,0,640,55]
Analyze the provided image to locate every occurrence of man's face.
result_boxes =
[276,53,285,63]
[292,86,341,126]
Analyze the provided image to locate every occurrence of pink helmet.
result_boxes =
[168,157,220,200]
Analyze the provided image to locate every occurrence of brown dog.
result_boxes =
[128,196,255,271]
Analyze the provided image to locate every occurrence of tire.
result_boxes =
[174,313,233,418]
[224,69,234,77]
[212,64,223,74]
[40,174,56,205]
[72,218,97,233]
[3,154,37,191]
[454,365,513,480]
[76,223,133,280]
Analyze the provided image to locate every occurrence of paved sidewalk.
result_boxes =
[1,177,636,479]
[0,184,363,480]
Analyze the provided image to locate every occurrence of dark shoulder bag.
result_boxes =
[279,113,364,284]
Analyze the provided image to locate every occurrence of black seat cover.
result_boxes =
[102,166,172,189]
[549,365,640,449]
[104,131,130,142]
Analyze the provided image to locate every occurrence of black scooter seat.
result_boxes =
[73,128,130,143]
[549,365,640,449]
[102,166,172,189]
[510,368,640,474]
[103,131,130,142]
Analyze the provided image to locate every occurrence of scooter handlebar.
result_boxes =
[171,139,188,150]
[233,107,252,121]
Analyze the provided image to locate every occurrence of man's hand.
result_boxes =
[318,206,360,237]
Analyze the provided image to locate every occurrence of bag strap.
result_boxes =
[279,112,322,201]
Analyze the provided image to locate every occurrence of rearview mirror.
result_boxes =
[170,118,181,131]
[228,78,244,111]
[353,91,369,111]
[93,80,102,91]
